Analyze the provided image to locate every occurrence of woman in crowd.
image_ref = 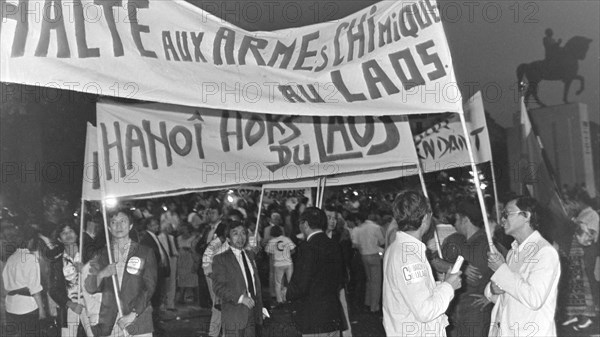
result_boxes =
[176,223,200,304]
[49,222,87,336]
[2,224,46,337]
[560,191,599,332]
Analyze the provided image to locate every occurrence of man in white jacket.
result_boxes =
[383,190,462,336]
[487,196,561,337]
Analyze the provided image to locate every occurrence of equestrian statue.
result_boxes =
[517,29,592,107]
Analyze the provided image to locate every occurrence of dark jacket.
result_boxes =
[212,248,263,332]
[48,253,85,336]
[287,232,344,334]
[85,242,157,337]
[82,232,106,264]
[138,230,170,278]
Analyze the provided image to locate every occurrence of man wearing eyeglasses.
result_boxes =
[486,196,561,337]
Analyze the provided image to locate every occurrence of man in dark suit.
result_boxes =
[285,207,344,337]
[138,217,170,336]
[85,208,157,337]
[212,220,264,337]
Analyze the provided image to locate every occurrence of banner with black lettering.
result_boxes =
[1,0,461,116]
[414,91,492,172]
[82,122,102,200]
[95,101,419,198]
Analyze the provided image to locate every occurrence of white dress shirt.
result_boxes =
[382,232,454,337]
[230,247,256,302]
[2,249,43,314]
[485,230,560,337]
[351,220,384,255]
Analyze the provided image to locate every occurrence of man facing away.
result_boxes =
[383,190,462,337]
[351,210,385,313]
[285,207,344,337]
[486,196,561,337]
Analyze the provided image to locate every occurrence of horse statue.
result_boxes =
[517,35,592,107]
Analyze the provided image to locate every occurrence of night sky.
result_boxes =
[1,0,598,215]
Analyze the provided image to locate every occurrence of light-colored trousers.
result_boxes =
[274,264,293,303]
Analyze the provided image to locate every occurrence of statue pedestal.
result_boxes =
[507,103,596,198]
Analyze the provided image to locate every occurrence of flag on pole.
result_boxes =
[518,97,569,222]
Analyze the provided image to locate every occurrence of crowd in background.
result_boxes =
[1,180,598,336]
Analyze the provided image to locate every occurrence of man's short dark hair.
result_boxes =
[299,207,327,230]
[324,203,339,214]
[456,199,484,228]
[270,225,283,238]
[514,196,540,231]
[223,220,248,239]
[226,209,244,221]
[83,213,103,227]
[393,191,431,232]
[110,208,134,225]
[53,221,80,241]
[208,200,222,214]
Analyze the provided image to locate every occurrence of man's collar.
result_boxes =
[512,230,541,252]
[396,231,423,245]
[307,230,323,241]
[467,228,486,243]
[230,246,244,255]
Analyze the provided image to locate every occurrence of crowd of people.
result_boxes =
[0,183,598,337]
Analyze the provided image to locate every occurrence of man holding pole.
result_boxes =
[383,190,462,336]
[85,208,157,337]
[486,196,561,337]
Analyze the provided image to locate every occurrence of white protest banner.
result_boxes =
[82,123,102,200]
[414,91,492,172]
[95,101,419,198]
[263,165,418,189]
[1,0,461,116]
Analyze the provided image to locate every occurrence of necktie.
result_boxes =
[241,251,255,298]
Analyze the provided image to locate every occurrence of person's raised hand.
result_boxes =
[487,250,505,272]
[98,263,117,280]
[469,294,491,312]
[444,267,462,290]
[490,281,505,295]
[465,265,482,285]
[67,301,85,315]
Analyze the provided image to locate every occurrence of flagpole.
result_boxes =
[458,113,495,251]
[416,163,443,259]
[489,161,501,226]
[97,165,127,335]
[100,200,125,316]
[77,198,94,336]
[520,95,569,217]
[78,198,85,300]
[318,177,327,208]
[316,177,322,207]
[254,187,265,242]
